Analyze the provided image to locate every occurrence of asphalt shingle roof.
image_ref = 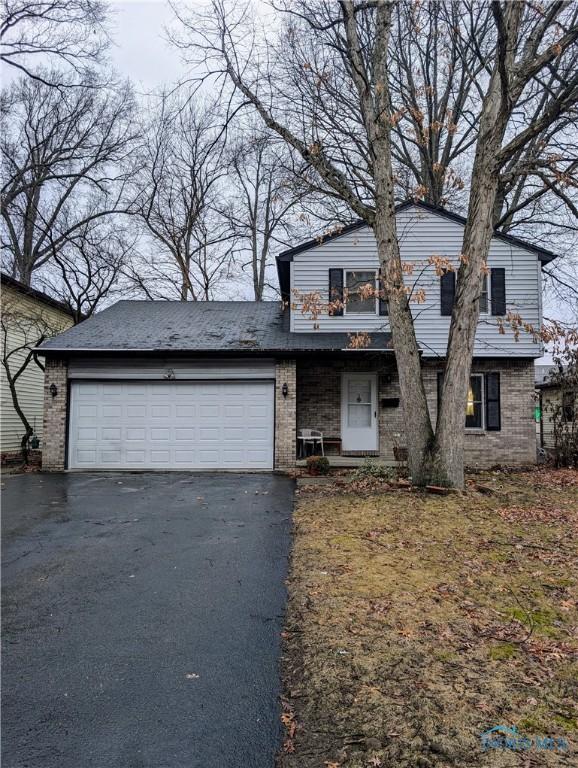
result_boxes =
[38,301,393,354]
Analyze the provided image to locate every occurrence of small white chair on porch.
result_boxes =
[297,429,324,458]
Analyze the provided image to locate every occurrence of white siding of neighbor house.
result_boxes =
[67,357,276,379]
[290,204,543,358]
[540,386,578,452]
[1,285,73,453]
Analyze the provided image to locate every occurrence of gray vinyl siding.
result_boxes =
[290,204,543,358]
[67,357,276,380]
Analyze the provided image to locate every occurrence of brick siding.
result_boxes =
[275,359,297,469]
[297,356,536,469]
[38,354,535,472]
[42,359,68,471]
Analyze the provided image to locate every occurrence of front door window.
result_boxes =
[347,379,372,427]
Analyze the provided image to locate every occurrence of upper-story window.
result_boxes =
[440,268,506,317]
[345,270,377,314]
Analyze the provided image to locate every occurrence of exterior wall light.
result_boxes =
[49,383,58,398]
[282,383,289,398]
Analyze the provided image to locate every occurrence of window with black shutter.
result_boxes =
[485,372,501,431]
[345,270,377,313]
[437,371,500,431]
[440,271,455,316]
[466,375,484,429]
[328,268,344,315]
[490,268,506,316]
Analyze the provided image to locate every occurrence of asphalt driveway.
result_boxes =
[2,472,293,768]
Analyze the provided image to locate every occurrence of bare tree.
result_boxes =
[360,1,578,320]
[389,2,578,314]
[37,218,135,322]
[1,294,67,458]
[389,1,491,206]
[1,73,137,285]
[224,130,307,300]
[175,0,578,488]
[1,0,109,85]
[131,93,233,301]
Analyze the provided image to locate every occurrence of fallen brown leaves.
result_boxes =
[496,503,577,527]
[278,468,578,768]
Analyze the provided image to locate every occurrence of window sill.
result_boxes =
[465,429,486,436]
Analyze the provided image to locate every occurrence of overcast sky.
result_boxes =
[108,0,186,90]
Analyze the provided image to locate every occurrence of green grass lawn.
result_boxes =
[279,469,578,767]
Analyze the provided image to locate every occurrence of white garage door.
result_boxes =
[68,381,274,470]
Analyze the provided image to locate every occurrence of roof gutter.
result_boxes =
[35,346,396,355]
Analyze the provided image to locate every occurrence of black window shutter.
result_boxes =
[329,269,343,316]
[378,268,388,316]
[440,271,455,316]
[491,268,506,316]
[485,372,501,431]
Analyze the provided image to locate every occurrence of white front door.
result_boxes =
[341,373,378,451]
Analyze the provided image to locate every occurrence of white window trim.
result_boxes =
[466,373,485,431]
[479,272,491,316]
[343,269,379,316]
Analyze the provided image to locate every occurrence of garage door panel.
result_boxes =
[150,450,170,463]
[102,427,122,440]
[69,381,274,469]
[77,449,97,463]
[175,428,195,441]
[174,450,195,462]
[101,450,122,463]
[150,427,170,441]
[150,405,170,419]
[126,450,146,463]
[103,405,123,419]
[175,405,195,417]
[126,405,146,419]
[126,427,146,441]
[78,404,99,419]
[102,383,123,396]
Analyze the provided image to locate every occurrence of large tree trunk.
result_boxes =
[431,166,500,487]
[374,216,434,484]
[428,3,525,487]
[369,1,434,485]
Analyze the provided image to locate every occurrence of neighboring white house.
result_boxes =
[1,274,74,462]
[536,365,577,456]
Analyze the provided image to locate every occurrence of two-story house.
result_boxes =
[37,201,555,472]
